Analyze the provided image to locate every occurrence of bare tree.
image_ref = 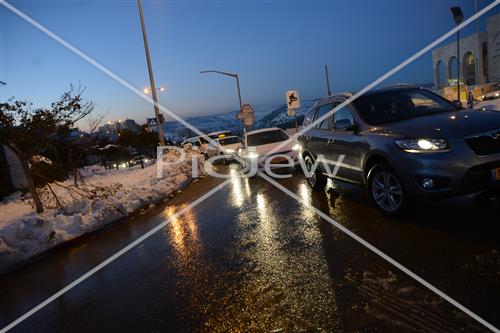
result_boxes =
[0,85,94,213]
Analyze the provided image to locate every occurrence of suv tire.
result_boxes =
[304,155,327,191]
[368,163,408,217]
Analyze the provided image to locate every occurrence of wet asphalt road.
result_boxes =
[0,166,500,332]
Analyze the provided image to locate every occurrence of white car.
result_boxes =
[205,136,244,162]
[181,136,209,153]
[205,136,244,163]
[239,127,299,168]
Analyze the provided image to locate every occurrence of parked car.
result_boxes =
[299,86,500,216]
[205,135,244,164]
[481,83,500,101]
[129,155,151,166]
[239,127,299,168]
[181,136,209,153]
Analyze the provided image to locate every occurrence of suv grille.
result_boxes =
[465,129,500,156]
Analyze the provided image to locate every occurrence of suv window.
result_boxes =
[333,106,354,126]
[353,88,458,125]
[247,130,289,146]
[314,104,334,129]
[303,107,315,127]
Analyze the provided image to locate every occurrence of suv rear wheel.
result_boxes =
[304,155,327,191]
[368,164,407,216]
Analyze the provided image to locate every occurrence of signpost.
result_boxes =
[236,104,254,146]
[286,90,300,132]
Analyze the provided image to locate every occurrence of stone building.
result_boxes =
[432,12,500,89]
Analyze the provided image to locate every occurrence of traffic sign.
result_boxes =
[240,104,255,128]
[286,90,300,110]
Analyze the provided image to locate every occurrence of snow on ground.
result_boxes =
[0,148,205,271]
[475,98,500,111]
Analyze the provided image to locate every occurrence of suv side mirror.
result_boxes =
[333,119,356,131]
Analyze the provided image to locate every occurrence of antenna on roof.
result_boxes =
[324,65,332,96]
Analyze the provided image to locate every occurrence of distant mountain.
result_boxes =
[163,99,319,141]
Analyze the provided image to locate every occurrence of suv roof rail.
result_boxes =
[380,83,416,89]
[330,92,353,98]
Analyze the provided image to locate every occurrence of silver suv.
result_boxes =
[299,86,500,216]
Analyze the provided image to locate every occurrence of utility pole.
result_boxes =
[138,0,165,146]
[324,65,332,96]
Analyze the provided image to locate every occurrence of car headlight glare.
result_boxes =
[247,152,259,159]
[292,143,300,151]
[395,138,450,153]
[225,148,235,153]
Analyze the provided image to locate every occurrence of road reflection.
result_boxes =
[229,167,252,208]
[202,172,340,331]
[163,204,200,257]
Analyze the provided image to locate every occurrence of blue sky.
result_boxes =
[0,0,497,127]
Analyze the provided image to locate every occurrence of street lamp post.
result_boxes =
[200,70,244,132]
[137,0,165,146]
[451,6,464,105]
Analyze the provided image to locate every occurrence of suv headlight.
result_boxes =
[394,138,450,153]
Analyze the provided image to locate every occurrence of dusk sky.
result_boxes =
[0,0,498,127]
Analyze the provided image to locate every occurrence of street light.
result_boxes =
[200,70,243,113]
[200,69,246,139]
[137,0,165,146]
[143,87,165,94]
[450,6,463,105]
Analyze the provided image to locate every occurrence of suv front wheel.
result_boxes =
[368,164,407,217]
[304,155,327,191]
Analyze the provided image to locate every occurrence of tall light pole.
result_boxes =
[138,0,165,146]
[451,6,464,105]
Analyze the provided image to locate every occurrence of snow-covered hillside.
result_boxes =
[163,100,318,141]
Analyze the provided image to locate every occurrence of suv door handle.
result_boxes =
[304,135,312,141]
[327,138,335,145]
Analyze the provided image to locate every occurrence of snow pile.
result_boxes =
[0,148,205,271]
[475,98,500,111]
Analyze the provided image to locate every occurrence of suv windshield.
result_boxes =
[247,130,289,146]
[218,137,242,145]
[353,88,459,125]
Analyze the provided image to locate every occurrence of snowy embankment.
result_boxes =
[475,98,500,111]
[0,148,204,271]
